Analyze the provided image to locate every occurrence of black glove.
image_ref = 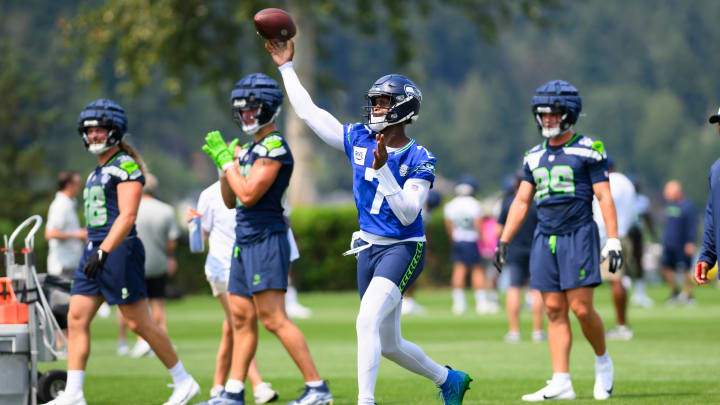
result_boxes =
[493,242,508,273]
[83,249,108,278]
[601,238,623,274]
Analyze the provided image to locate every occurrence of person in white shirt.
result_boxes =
[187,174,278,404]
[444,175,485,315]
[46,171,87,279]
[592,158,637,340]
[121,174,181,358]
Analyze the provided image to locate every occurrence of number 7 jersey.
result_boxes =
[343,123,436,239]
[522,134,609,235]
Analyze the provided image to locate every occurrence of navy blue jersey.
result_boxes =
[662,199,697,251]
[83,151,145,242]
[234,133,293,243]
[498,193,538,260]
[343,123,436,239]
[699,158,720,266]
[522,134,609,234]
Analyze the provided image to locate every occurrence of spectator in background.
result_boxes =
[478,199,501,314]
[118,173,180,357]
[497,172,545,343]
[661,180,697,305]
[627,179,656,308]
[46,171,87,280]
[592,158,637,340]
[444,175,485,315]
[695,107,720,286]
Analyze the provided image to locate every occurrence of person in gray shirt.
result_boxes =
[118,173,180,357]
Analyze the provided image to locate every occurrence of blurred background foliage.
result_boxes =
[2,0,719,291]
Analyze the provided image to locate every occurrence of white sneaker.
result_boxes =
[286,302,312,319]
[532,330,547,343]
[210,384,224,398]
[631,293,654,308]
[163,377,200,405]
[254,382,279,404]
[606,325,633,341]
[521,380,575,402]
[504,331,521,343]
[452,301,467,315]
[97,302,111,318]
[594,358,614,400]
[41,390,87,405]
[401,298,427,315]
[117,340,130,356]
[483,301,500,314]
[129,339,152,358]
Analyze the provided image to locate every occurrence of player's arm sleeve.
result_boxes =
[699,189,717,265]
[375,164,429,226]
[278,62,344,151]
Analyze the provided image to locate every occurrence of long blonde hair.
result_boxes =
[119,139,147,177]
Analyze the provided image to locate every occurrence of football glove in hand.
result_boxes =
[601,237,623,273]
[202,131,238,171]
[493,242,508,272]
[83,249,108,278]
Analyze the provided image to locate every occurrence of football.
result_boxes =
[254,8,296,41]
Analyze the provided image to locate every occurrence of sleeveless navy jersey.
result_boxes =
[234,132,293,243]
[83,151,145,242]
[343,123,436,239]
[522,134,609,235]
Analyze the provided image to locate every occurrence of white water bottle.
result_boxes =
[188,216,204,253]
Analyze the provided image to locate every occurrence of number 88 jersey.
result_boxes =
[343,123,436,239]
[83,151,145,241]
[522,134,609,235]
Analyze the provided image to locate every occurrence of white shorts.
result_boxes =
[207,276,228,296]
[288,227,300,262]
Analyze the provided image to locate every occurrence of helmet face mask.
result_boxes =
[531,80,582,139]
[77,99,128,154]
[362,74,421,132]
[231,74,283,135]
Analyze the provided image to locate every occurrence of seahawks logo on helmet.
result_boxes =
[364,74,422,132]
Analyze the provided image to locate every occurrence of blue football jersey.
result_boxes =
[234,132,293,243]
[343,123,436,239]
[522,134,609,235]
[83,151,145,242]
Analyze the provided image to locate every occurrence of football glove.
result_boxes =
[601,237,623,273]
[202,131,239,171]
[83,249,108,278]
[493,241,508,272]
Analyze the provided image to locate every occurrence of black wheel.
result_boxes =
[37,369,67,403]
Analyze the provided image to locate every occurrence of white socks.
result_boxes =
[474,289,487,304]
[225,379,244,394]
[595,351,611,368]
[286,285,299,306]
[453,288,465,305]
[356,277,448,404]
[169,360,191,385]
[552,372,571,384]
[305,380,324,387]
[65,370,85,395]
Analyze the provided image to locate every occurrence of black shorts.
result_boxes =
[145,274,167,299]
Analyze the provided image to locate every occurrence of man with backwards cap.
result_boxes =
[695,108,720,285]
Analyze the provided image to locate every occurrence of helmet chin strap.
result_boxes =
[369,114,388,132]
[541,126,562,138]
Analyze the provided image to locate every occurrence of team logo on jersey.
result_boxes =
[548,155,555,162]
[353,146,368,165]
[399,164,409,177]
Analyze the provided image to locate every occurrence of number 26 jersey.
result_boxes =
[343,123,436,240]
[522,134,609,235]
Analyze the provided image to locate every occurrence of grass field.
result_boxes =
[41,283,720,404]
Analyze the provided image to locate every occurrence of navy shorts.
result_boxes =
[529,221,602,292]
[356,241,426,299]
[71,238,147,305]
[507,252,531,288]
[451,241,481,265]
[661,248,692,271]
[228,231,290,297]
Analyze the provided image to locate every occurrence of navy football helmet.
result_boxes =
[531,80,582,138]
[455,174,477,196]
[231,73,283,135]
[77,99,128,154]
[363,74,421,132]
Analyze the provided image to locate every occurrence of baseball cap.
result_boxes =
[709,107,720,123]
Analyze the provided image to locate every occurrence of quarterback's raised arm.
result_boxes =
[266,40,344,151]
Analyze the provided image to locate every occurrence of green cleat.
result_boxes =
[438,366,472,405]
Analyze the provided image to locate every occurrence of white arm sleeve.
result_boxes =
[375,164,430,226]
[279,62,345,151]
